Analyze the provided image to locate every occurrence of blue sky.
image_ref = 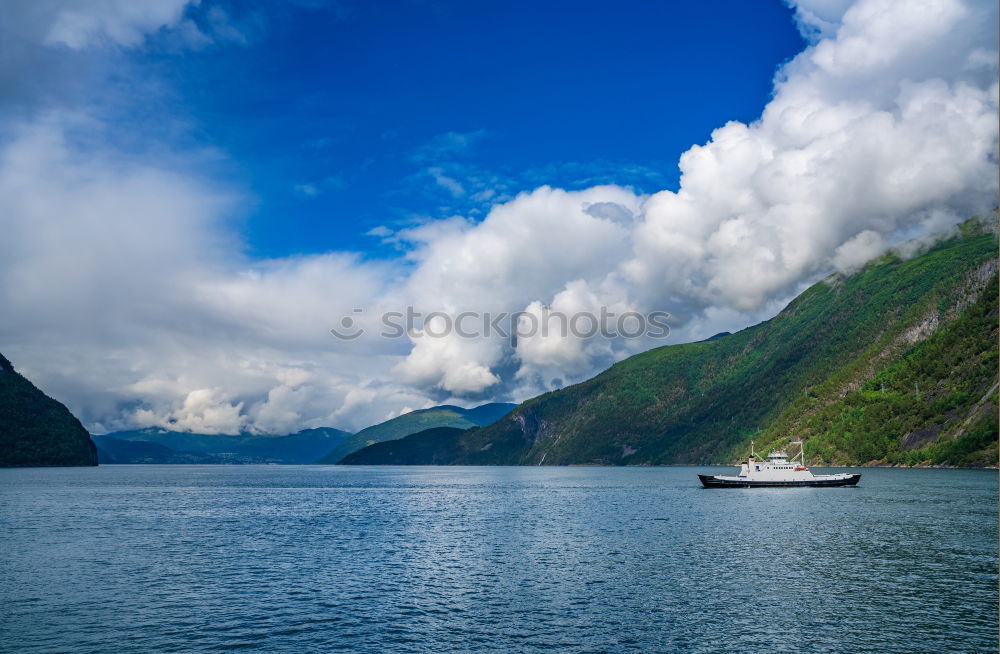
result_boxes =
[134,0,804,258]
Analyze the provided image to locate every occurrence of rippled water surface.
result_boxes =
[1,465,996,653]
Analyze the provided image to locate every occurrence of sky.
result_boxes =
[0,0,997,435]
[136,0,805,258]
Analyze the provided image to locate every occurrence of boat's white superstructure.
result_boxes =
[699,441,861,488]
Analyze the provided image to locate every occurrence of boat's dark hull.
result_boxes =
[698,473,861,488]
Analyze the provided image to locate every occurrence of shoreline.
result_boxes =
[5,463,996,471]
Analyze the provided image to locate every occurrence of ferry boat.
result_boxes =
[698,440,861,488]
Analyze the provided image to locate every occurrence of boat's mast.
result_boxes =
[792,439,804,464]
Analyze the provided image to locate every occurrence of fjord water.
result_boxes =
[1,466,995,653]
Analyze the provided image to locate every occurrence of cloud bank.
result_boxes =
[0,0,996,434]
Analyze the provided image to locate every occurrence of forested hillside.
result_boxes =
[0,352,97,467]
[345,223,998,467]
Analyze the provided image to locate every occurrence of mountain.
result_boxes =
[343,223,998,467]
[93,435,218,464]
[0,352,97,467]
[97,426,351,464]
[339,427,470,465]
[315,402,516,464]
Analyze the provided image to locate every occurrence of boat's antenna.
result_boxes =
[750,439,757,459]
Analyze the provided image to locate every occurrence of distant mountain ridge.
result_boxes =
[315,402,517,464]
[0,352,97,467]
[342,223,998,467]
[92,435,218,464]
[96,426,351,464]
[339,427,470,465]
[95,403,516,465]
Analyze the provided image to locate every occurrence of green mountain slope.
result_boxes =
[100,426,351,464]
[0,352,97,467]
[339,427,470,465]
[315,402,516,464]
[748,270,998,467]
[347,225,998,467]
